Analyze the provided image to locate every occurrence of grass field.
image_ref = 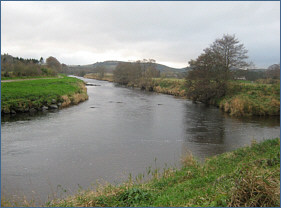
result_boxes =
[2,138,279,207]
[1,75,88,112]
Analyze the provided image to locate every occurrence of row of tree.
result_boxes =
[1,54,44,65]
[1,55,72,77]
[113,59,160,87]
[1,55,56,77]
[233,65,280,81]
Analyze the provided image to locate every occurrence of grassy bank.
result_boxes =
[52,138,280,207]
[152,78,187,97]
[153,79,280,116]
[84,73,187,97]
[1,75,89,114]
[3,138,279,207]
[219,81,280,116]
[84,73,114,82]
[84,74,280,116]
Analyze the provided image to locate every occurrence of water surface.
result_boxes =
[1,76,280,203]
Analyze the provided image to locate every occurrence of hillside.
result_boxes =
[69,60,189,73]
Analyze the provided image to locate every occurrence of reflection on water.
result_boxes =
[1,76,280,204]
[1,111,49,122]
[184,103,226,145]
[182,102,280,159]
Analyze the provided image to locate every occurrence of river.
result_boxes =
[1,76,280,204]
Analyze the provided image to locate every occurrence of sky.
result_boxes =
[1,1,280,69]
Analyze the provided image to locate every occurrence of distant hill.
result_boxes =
[69,60,190,73]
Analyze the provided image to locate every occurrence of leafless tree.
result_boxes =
[186,34,250,103]
[266,63,280,79]
[96,65,106,79]
[46,56,62,73]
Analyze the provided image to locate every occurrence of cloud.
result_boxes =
[1,1,280,68]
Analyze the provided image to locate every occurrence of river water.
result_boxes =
[1,76,280,204]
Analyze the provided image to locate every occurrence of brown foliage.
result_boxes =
[46,56,62,73]
[266,64,280,79]
[180,150,199,168]
[229,170,280,207]
[113,59,159,86]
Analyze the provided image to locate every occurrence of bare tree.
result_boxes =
[46,56,62,73]
[113,59,158,87]
[266,63,280,79]
[186,34,250,103]
[211,34,249,67]
[208,34,249,80]
[113,62,131,85]
[62,63,69,74]
[96,65,106,79]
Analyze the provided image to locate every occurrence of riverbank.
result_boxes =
[84,74,187,97]
[1,75,89,115]
[2,137,279,207]
[138,79,280,116]
[219,81,280,116]
[84,74,280,116]
[84,73,114,82]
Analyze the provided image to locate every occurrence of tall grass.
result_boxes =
[220,83,280,116]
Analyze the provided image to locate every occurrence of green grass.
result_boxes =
[154,78,185,88]
[1,75,59,80]
[9,137,276,207]
[220,82,280,116]
[151,78,187,96]
[230,80,253,84]
[1,75,86,111]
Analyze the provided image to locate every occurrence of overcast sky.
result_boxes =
[1,1,280,68]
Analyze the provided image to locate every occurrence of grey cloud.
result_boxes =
[1,1,279,68]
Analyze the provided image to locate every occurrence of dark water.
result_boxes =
[1,76,280,204]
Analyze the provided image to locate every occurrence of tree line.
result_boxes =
[1,55,70,78]
[113,59,160,90]
[233,66,280,82]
